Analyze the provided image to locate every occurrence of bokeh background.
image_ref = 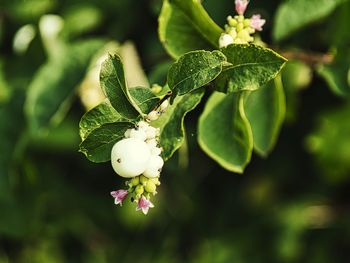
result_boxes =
[1,0,350,262]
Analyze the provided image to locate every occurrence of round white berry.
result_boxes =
[219,33,234,48]
[124,129,132,138]
[147,110,159,121]
[150,146,161,156]
[143,155,164,178]
[111,138,151,178]
[129,128,147,141]
[137,121,149,129]
[160,100,169,110]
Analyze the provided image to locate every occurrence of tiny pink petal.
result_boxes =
[235,0,249,15]
[136,196,154,215]
[250,14,265,31]
[110,189,128,206]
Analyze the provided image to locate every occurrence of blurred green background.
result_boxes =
[1,0,350,262]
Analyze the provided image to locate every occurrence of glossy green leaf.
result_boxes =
[129,86,160,114]
[244,76,286,156]
[167,50,226,96]
[198,92,253,173]
[214,44,287,93]
[79,122,134,163]
[158,0,223,58]
[100,54,140,120]
[79,100,125,141]
[151,88,205,161]
[273,0,342,42]
[25,39,105,136]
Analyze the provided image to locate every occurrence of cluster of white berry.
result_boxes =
[219,0,265,48]
[110,100,169,215]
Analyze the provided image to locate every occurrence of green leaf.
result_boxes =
[151,88,205,161]
[100,54,140,120]
[167,50,226,96]
[79,122,134,163]
[273,0,343,42]
[214,44,287,93]
[317,61,350,97]
[158,0,223,58]
[129,86,160,114]
[244,75,286,156]
[198,92,253,173]
[79,100,125,141]
[25,39,105,136]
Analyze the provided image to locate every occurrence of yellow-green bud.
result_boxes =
[131,176,140,186]
[244,19,251,27]
[247,28,255,34]
[135,185,144,195]
[151,84,162,94]
[225,24,231,33]
[236,22,244,32]
[237,15,244,23]
[150,177,160,186]
[140,175,148,185]
[237,29,250,42]
[228,18,237,27]
[145,181,156,193]
[228,28,237,39]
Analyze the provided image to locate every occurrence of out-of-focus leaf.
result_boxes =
[306,102,350,182]
[198,92,253,173]
[151,89,205,161]
[244,76,286,156]
[273,0,343,42]
[62,4,102,38]
[317,50,350,97]
[79,122,134,163]
[79,100,124,141]
[158,0,223,58]
[167,50,226,96]
[281,61,312,123]
[25,39,105,136]
[215,44,287,93]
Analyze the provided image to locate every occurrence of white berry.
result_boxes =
[147,110,159,121]
[124,129,132,138]
[219,33,234,48]
[129,128,147,141]
[143,155,164,178]
[160,100,169,110]
[111,138,151,178]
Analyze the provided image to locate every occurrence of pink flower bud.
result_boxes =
[111,189,128,206]
[250,14,266,31]
[235,0,249,15]
[136,196,154,215]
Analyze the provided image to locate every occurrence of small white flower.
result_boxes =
[219,33,234,48]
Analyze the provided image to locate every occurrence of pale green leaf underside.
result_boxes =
[79,100,125,141]
[244,75,286,156]
[198,92,253,173]
[151,88,205,161]
[158,0,223,58]
[167,50,226,96]
[215,44,287,93]
[273,0,343,42]
[79,122,134,163]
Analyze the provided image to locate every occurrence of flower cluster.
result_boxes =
[219,0,265,48]
[110,100,169,215]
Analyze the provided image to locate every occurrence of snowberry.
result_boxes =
[111,138,151,178]
[124,129,132,138]
[129,128,147,141]
[147,110,159,121]
[219,33,234,48]
[143,155,164,178]
[160,100,169,110]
